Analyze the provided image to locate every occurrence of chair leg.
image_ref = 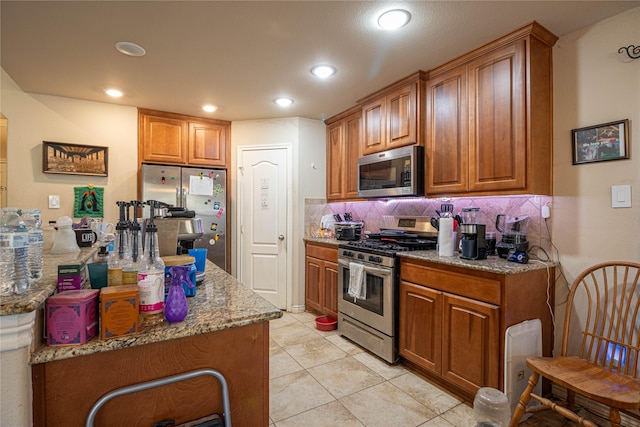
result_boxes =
[566,389,575,411]
[609,407,621,427]
[509,372,539,427]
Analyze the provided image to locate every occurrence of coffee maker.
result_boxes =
[459,223,487,260]
[495,214,529,258]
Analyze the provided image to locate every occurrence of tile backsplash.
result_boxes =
[305,195,553,258]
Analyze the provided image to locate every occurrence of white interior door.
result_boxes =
[238,146,289,308]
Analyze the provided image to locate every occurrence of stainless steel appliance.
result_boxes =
[357,146,424,198]
[334,221,364,241]
[141,164,227,271]
[459,223,487,260]
[337,218,437,363]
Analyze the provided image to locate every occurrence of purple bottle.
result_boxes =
[164,266,194,323]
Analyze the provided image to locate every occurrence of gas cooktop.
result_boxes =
[339,235,436,256]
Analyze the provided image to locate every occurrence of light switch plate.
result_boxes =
[611,185,631,208]
[48,195,60,209]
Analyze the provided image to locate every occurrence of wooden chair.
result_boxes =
[510,261,640,427]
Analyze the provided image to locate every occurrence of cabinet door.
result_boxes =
[323,260,339,319]
[344,112,362,199]
[187,121,227,167]
[305,256,323,313]
[426,67,468,194]
[326,122,345,200]
[399,280,442,374]
[442,293,499,395]
[387,82,417,150]
[468,41,526,192]
[362,98,386,155]
[141,114,188,164]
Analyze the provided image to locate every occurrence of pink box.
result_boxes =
[46,289,99,346]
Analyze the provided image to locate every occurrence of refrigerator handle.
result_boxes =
[176,187,181,207]
[182,188,187,208]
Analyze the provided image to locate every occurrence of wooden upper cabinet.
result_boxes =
[188,121,227,167]
[140,112,188,164]
[425,21,557,196]
[139,109,230,168]
[361,74,421,155]
[468,41,526,193]
[425,65,469,194]
[326,107,361,201]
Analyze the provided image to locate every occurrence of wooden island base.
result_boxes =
[32,322,269,427]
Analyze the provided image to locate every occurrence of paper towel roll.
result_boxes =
[438,217,455,257]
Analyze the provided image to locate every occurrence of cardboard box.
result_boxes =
[57,263,87,292]
[46,289,99,346]
[100,285,139,340]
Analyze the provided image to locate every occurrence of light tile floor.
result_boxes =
[269,311,608,427]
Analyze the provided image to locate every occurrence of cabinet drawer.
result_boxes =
[305,243,338,262]
[400,261,500,305]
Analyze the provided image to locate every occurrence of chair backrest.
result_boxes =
[562,261,640,379]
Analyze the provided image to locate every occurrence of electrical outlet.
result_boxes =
[48,195,60,209]
[517,369,525,381]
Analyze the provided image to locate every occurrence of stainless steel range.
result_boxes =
[337,217,437,364]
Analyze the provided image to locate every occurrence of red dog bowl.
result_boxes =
[315,315,337,331]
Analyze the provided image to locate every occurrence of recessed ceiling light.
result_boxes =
[202,105,218,113]
[115,41,146,57]
[378,9,411,30]
[311,65,336,79]
[105,88,123,98]
[274,97,294,107]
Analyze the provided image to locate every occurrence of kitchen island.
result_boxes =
[1,248,281,427]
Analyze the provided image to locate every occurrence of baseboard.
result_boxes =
[552,383,640,427]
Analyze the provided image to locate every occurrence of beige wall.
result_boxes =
[552,7,640,353]
[1,69,138,225]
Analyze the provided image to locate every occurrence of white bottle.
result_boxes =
[21,209,44,281]
[0,208,30,295]
[137,217,165,326]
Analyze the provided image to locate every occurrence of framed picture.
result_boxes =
[572,119,630,165]
[42,141,108,176]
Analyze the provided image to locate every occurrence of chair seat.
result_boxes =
[527,356,640,410]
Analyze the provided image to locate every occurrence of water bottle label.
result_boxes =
[0,232,30,248]
[29,230,44,244]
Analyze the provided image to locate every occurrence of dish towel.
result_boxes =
[348,262,367,300]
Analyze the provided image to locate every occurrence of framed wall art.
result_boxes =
[572,119,629,165]
[42,141,108,176]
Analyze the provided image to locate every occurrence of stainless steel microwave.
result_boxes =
[357,146,424,198]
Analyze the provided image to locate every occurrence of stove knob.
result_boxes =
[357,254,364,260]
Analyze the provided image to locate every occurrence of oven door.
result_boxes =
[337,258,394,336]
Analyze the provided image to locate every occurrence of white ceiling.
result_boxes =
[2,1,639,122]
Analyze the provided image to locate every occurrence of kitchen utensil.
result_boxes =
[344,212,353,221]
[430,217,440,230]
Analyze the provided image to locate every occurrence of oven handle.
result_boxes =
[338,258,392,278]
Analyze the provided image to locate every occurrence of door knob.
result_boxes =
[278,235,285,241]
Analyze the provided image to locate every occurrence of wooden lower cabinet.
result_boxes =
[32,322,270,427]
[304,242,338,319]
[399,258,553,399]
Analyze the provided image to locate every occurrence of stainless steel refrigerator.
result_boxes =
[141,164,227,271]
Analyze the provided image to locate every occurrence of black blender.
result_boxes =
[495,214,529,258]
[459,207,487,260]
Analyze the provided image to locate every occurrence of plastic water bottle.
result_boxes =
[21,209,44,281]
[0,208,30,295]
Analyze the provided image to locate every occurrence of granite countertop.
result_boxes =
[303,236,341,247]
[398,250,557,275]
[31,260,282,364]
[303,236,555,275]
[0,247,96,316]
